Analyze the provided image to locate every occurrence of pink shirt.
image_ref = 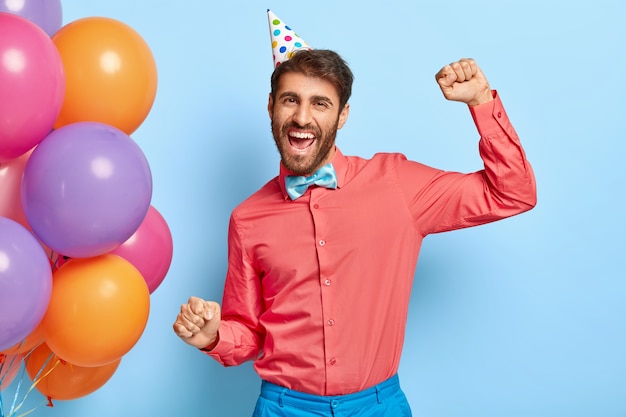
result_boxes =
[206,92,536,395]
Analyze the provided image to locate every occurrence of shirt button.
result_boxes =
[313,204,319,209]
[497,111,502,118]
[324,279,331,286]
[319,239,326,246]
[329,358,337,366]
[327,319,335,326]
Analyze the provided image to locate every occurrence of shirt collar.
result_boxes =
[278,147,348,200]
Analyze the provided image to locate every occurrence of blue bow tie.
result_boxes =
[285,163,338,200]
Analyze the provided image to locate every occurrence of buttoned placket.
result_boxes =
[309,187,339,393]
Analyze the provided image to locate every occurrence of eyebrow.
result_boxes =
[278,91,335,107]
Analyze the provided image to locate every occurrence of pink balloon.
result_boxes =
[0,353,24,391]
[111,206,173,293]
[0,150,33,228]
[0,13,65,162]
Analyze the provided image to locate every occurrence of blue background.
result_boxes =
[3,0,626,416]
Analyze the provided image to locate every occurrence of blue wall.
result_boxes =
[4,0,626,416]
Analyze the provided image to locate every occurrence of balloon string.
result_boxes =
[6,363,25,417]
[0,354,5,383]
[49,251,61,271]
[0,349,27,417]
[7,354,58,417]
[0,361,6,417]
[0,352,25,417]
[0,353,12,386]
[9,398,48,417]
[0,353,22,383]
[48,251,70,272]
[0,354,6,404]
[4,342,35,417]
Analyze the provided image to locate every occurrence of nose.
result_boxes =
[292,104,312,127]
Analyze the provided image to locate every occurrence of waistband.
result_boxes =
[260,374,401,412]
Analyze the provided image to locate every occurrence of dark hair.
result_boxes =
[270,49,354,110]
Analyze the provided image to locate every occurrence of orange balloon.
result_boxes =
[52,17,157,135]
[42,254,150,367]
[1,321,44,356]
[25,343,120,400]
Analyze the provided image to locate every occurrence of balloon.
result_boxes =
[0,0,63,36]
[0,353,23,391]
[1,321,44,356]
[0,218,52,352]
[21,122,153,258]
[52,17,158,135]
[111,205,173,293]
[42,255,150,367]
[0,13,65,162]
[0,150,33,228]
[25,343,120,400]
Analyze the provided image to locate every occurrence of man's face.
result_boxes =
[268,72,349,175]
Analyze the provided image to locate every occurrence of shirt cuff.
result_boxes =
[198,327,234,366]
[468,90,515,139]
[198,334,220,352]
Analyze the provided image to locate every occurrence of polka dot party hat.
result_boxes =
[267,9,312,67]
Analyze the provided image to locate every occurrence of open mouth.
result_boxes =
[288,131,316,153]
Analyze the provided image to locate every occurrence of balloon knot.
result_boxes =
[47,396,54,407]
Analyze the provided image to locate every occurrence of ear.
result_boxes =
[267,93,274,119]
[337,103,350,130]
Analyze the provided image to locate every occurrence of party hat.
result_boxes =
[267,9,312,67]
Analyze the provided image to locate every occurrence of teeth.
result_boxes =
[290,131,314,139]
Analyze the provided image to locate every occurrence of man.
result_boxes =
[173,13,536,417]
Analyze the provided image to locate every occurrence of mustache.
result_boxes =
[281,122,321,137]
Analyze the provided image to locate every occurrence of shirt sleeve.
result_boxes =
[202,214,264,366]
[398,90,537,236]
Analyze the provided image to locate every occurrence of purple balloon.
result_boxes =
[22,122,153,258]
[0,217,52,352]
[0,0,63,37]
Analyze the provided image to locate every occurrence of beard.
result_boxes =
[271,119,339,175]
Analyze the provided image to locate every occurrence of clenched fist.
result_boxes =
[173,296,221,350]
[435,58,493,106]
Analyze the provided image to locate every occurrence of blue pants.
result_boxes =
[252,374,412,416]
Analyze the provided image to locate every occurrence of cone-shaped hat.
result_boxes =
[267,9,312,67]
